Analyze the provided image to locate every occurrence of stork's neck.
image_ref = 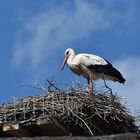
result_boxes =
[67,53,75,66]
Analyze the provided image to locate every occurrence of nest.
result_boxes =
[0,82,138,136]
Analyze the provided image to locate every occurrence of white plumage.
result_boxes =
[61,48,125,93]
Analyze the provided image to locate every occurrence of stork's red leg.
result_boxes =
[87,77,93,94]
[89,78,93,93]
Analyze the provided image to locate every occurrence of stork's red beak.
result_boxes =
[61,55,68,71]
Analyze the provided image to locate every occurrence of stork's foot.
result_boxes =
[87,84,93,94]
[86,87,91,94]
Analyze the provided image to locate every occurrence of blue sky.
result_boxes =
[0,0,140,115]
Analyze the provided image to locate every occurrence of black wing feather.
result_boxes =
[88,64,126,83]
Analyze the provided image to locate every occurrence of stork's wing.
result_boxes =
[75,53,110,66]
[75,54,125,83]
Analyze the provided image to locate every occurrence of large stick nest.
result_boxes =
[0,82,138,136]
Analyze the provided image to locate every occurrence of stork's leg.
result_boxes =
[87,77,93,94]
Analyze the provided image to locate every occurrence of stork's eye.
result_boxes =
[66,51,69,55]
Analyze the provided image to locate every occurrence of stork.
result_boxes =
[61,48,126,93]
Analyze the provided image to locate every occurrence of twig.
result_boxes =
[18,84,43,90]
[46,79,62,91]
[102,77,113,95]
[67,107,94,136]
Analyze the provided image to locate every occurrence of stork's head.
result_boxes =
[61,48,75,70]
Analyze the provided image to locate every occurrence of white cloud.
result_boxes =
[11,0,137,80]
[111,57,140,113]
[12,1,109,68]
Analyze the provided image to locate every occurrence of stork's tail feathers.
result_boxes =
[88,64,126,84]
[107,66,126,84]
[103,66,126,84]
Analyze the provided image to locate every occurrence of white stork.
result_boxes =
[61,48,126,93]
